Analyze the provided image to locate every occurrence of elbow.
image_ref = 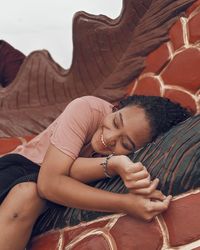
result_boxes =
[37,175,52,200]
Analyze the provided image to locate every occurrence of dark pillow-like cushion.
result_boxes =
[130,114,200,196]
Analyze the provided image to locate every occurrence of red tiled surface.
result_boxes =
[189,12,200,43]
[0,135,34,156]
[163,192,200,246]
[161,48,200,92]
[144,43,170,74]
[186,0,200,16]
[29,190,200,250]
[133,77,161,96]
[169,19,184,50]
[129,0,200,115]
[110,216,163,250]
[63,220,109,244]
[164,88,197,113]
[72,235,110,250]
[28,232,60,250]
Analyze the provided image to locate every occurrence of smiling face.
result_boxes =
[91,105,152,155]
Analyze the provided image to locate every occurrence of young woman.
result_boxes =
[0,95,191,250]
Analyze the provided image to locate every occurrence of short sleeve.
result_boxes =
[50,97,93,159]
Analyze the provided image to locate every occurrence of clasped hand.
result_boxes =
[110,155,172,221]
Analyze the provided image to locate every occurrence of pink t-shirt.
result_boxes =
[13,96,113,165]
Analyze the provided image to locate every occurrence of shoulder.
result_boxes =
[73,96,113,113]
[60,96,113,122]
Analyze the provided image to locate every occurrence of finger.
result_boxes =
[129,169,150,181]
[124,170,150,182]
[126,177,151,190]
[150,195,172,213]
[131,178,159,194]
[131,162,145,173]
[148,190,166,201]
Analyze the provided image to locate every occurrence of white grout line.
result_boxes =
[57,232,64,250]
[165,238,200,249]
[188,5,200,20]
[129,79,138,96]
[64,228,116,250]
[172,187,200,201]
[167,42,174,60]
[156,215,170,250]
[180,17,189,47]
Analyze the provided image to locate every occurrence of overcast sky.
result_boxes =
[0,0,122,68]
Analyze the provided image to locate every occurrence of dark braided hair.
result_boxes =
[118,95,191,141]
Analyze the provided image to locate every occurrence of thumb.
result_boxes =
[148,190,166,201]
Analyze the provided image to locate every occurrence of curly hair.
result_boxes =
[118,95,192,140]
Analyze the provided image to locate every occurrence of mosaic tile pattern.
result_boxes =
[128,1,200,114]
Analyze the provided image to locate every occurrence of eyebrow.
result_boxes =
[119,112,136,149]
[119,112,124,126]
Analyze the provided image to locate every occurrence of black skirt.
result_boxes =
[0,153,40,204]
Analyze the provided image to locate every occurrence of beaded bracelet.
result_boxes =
[100,153,114,178]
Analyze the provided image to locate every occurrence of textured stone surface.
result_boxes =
[0,40,25,87]
[189,12,200,43]
[72,235,110,250]
[0,135,34,156]
[186,0,200,15]
[28,190,200,249]
[169,19,185,50]
[129,0,200,114]
[144,43,170,74]
[28,232,60,250]
[110,216,163,250]
[132,77,161,96]
[164,88,197,112]
[161,48,200,92]
[163,192,200,246]
[63,220,109,244]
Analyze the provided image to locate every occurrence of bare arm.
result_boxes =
[38,144,124,213]
[70,155,155,196]
[37,144,171,220]
[68,156,116,182]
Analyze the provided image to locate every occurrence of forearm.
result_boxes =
[69,156,118,183]
[38,173,123,213]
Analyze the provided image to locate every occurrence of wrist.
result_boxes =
[112,193,126,214]
[109,155,126,176]
[107,155,121,176]
[116,193,130,214]
[100,153,119,178]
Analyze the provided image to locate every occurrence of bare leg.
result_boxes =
[0,182,46,250]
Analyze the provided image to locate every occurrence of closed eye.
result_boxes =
[122,139,134,151]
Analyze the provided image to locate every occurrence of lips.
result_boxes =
[100,133,108,148]
[98,127,110,151]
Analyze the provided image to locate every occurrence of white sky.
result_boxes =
[0,0,122,68]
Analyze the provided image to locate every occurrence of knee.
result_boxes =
[4,182,45,221]
[11,182,40,203]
